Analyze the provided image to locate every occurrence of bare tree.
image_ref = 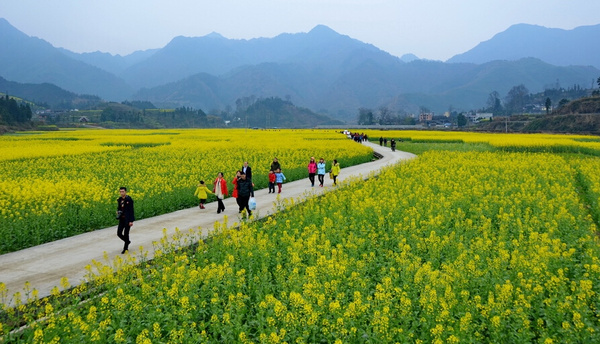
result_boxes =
[378,106,393,125]
[357,108,375,125]
[486,91,503,115]
[505,84,529,115]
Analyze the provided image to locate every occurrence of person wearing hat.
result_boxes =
[307,157,317,187]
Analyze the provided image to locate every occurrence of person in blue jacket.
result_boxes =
[275,168,286,193]
[317,158,327,187]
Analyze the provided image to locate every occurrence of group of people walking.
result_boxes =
[195,161,256,216]
[268,158,287,194]
[117,156,341,254]
[379,136,398,151]
[307,157,340,187]
[192,158,286,216]
[193,156,341,214]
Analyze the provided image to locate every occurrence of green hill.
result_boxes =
[553,96,600,115]
[0,76,101,109]
[233,97,343,128]
[521,96,600,134]
[474,96,600,134]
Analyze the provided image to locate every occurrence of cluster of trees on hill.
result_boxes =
[356,107,417,125]
[482,79,599,116]
[121,100,156,110]
[0,95,32,124]
[98,102,224,128]
[226,96,342,128]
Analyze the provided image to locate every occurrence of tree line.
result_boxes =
[357,107,417,126]
[0,95,32,125]
[98,103,224,128]
[483,80,599,116]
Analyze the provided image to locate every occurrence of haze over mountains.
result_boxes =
[0,19,132,100]
[0,17,598,121]
[448,23,600,68]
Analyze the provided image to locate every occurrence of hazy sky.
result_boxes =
[1,0,598,61]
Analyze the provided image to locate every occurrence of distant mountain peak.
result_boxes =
[204,32,226,39]
[507,23,546,30]
[401,53,419,62]
[308,25,339,37]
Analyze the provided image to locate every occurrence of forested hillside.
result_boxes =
[231,96,343,128]
[0,95,32,124]
[0,76,101,109]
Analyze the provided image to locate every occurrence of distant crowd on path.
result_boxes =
[341,130,402,151]
[344,130,368,143]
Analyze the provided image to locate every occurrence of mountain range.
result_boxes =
[0,17,599,121]
[447,23,600,68]
[0,19,132,100]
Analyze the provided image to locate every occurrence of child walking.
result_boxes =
[194,180,213,209]
[268,170,276,193]
[275,169,286,193]
[331,159,341,186]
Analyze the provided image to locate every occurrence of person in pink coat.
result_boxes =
[307,157,317,187]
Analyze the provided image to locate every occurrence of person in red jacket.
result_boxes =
[213,172,228,213]
[307,157,317,187]
[268,170,276,193]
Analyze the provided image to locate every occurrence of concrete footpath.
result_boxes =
[0,142,416,306]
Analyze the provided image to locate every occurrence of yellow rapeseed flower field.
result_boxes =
[366,130,600,154]
[0,129,372,253]
[2,130,600,343]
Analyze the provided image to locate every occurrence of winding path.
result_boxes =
[0,141,415,306]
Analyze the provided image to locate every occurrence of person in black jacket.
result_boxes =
[270,157,281,172]
[241,161,252,182]
[116,187,135,254]
[236,172,254,217]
